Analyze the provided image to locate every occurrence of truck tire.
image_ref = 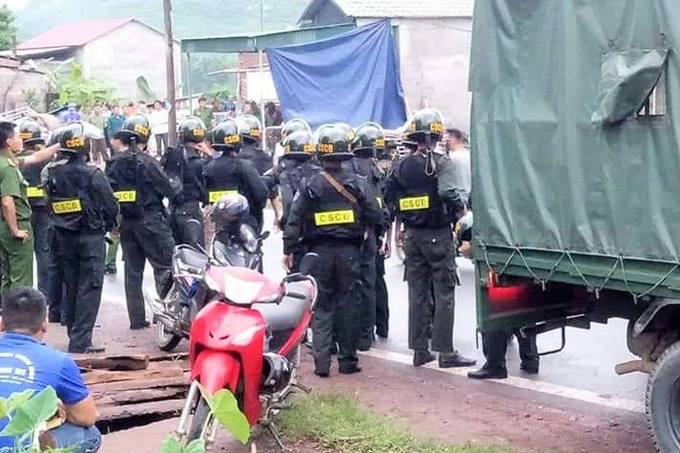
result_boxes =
[647,340,680,452]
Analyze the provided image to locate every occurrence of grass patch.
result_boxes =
[279,392,515,453]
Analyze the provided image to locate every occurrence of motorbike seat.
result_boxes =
[176,246,209,274]
[253,282,311,333]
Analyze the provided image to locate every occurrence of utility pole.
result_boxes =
[163,0,178,147]
[260,1,264,32]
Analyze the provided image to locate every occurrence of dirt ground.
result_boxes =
[96,346,654,453]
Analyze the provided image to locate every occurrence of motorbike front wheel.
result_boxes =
[187,397,212,443]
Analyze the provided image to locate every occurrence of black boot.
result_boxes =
[468,364,508,379]
[520,361,539,374]
[413,350,435,367]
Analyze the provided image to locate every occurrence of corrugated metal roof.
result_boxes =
[181,23,356,53]
[17,18,136,51]
[301,0,474,21]
[334,0,474,17]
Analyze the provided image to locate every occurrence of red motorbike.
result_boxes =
[176,253,318,447]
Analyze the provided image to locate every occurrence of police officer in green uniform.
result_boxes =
[106,115,178,330]
[283,124,382,377]
[347,122,391,350]
[0,121,58,293]
[162,117,208,248]
[237,115,273,176]
[45,123,119,353]
[17,119,56,299]
[385,109,476,368]
[204,119,269,232]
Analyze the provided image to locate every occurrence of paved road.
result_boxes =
[90,218,648,407]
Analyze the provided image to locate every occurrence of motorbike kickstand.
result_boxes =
[292,382,312,394]
[266,422,286,450]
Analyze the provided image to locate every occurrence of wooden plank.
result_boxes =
[96,387,187,406]
[90,374,190,395]
[84,365,184,386]
[97,398,185,422]
[147,352,189,363]
[75,355,150,372]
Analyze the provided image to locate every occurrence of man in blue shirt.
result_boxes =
[0,287,101,452]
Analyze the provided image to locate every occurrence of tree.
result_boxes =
[0,5,16,51]
[54,63,118,109]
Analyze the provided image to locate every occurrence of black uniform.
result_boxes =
[19,151,58,312]
[46,155,119,352]
[386,151,465,358]
[204,153,268,231]
[162,145,208,247]
[106,150,177,329]
[284,165,381,375]
[238,143,273,176]
[345,157,388,349]
[374,166,391,339]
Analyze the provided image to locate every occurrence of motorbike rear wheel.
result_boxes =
[155,321,183,352]
[155,285,184,352]
[187,397,212,443]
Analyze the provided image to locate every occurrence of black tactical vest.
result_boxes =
[19,152,48,209]
[303,171,362,242]
[47,160,104,231]
[393,153,452,229]
[204,155,243,205]
[106,152,164,219]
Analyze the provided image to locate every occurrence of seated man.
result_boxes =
[0,287,101,453]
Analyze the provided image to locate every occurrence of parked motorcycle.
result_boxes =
[145,224,268,352]
[176,253,318,447]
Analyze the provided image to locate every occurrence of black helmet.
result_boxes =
[50,122,91,156]
[261,352,292,394]
[281,119,311,141]
[178,117,207,144]
[237,115,262,144]
[352,122,385,158]
[405,109,444,143]
[212,119,242,151]
[18,118,44,146]
[282,131,314,159]
[334,123,356,143]
[315,124,353,161]
[211,193,249,226]
[116,114,151,144]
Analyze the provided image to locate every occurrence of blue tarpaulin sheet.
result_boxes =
[266,20,407,129]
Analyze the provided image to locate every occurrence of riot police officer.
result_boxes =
[264,128,320,269]
[237,115,273,175]
[385,109,476,368]
[204,119,269,232]
[283,124,381,377]
[17,119,57,313]
[162,117,209,248]
[106,114,178,330]
[45,123,119,353]
[346,122,391,350]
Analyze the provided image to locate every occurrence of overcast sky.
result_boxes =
[3,0,60,11]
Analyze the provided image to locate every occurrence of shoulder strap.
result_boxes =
[320,171,358,205]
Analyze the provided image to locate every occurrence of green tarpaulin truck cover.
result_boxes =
[471,0,680,263]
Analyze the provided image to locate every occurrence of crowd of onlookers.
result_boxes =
[56,96,284,160]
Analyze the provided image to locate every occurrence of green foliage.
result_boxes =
[199,386,250,444]
[161,436,205,453]
[208,85,232,103]
[0,5,16,51]
[54,63,117,109]
[0,387,71,453]
[280,393,516,453]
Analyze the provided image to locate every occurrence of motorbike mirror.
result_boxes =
[259,231,270,241]
[298,252,319,275]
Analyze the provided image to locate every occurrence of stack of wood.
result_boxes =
[76,353,190,424]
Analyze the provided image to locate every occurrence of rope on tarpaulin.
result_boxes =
[478,241,680,302]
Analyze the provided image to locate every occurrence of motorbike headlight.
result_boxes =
[239,224,259,253]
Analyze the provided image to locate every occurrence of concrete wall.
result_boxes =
[357,17,472,131]
[0,68,49,111]
[82,21,181,102]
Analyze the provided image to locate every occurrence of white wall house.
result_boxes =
[16,18,181,102]
[299,0,474,130]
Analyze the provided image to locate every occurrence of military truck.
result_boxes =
[471,2,680,451]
